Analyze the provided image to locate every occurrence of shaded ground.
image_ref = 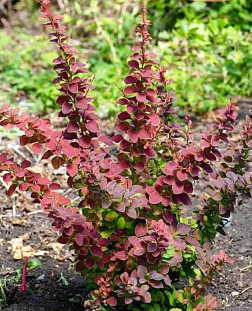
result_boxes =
[0,101,251,310]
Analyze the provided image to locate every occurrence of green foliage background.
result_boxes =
[0,0,251,116]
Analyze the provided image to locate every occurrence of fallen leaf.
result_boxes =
[8,235,48,259]
[50,242,64,255]
[8,237,34,259]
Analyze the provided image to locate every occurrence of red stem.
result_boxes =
[21,256,29,292]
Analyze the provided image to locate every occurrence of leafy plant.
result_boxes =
[156,0,252,111]
[0,1,252,310]
[0,29,59,113]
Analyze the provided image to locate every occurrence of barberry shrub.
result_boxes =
[0,1,251,310]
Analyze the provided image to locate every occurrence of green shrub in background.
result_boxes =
[0,0,251,115]
[152,0,252,111]
[0,30,59,113]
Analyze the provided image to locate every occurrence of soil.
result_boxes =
[0,101,251,311]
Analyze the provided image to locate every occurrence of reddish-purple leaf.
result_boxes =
[3,173,12,182]
[165,161,179,170]
[56,95,67,105]
[178,223,190,235]
[201,163,213,173]
[86,120,99,133]
[118,111,131,121]
[135,223,147,237]
[42,150,53,160]
[125,297,133,305]
[49,183,61,190]
[19,183,29,191]
[107,296,117,307]
[97,238,109,247]
[66,163,78,177]
[20,136,30,146]
[124,76,136,84]
[141,291,151,303]
[116,122,130,132]
[85,258,95,269]
[124,86,135,95]
[62,145,76,157]
[127,60,139,69]
[126,207,138,219]
[149,191,162,204]
[172,182,184,194]
[21,160,31,169]
[76,234,84,246]
[116,98,129,105]
[38,177,51,185]
[137,265,147,277]
[7,184,17,196]
[75,99,88,109]
[127,129,138,143]
[189,166,200,177]
[134,247,146,256]
[138,128,150,139]
[136,93,146,102]
[163,211,173,224]
[62,102,73,114]
[147,242,157,253]
[32,143,43,154]
[186,236,200,247]
[119,160,131,170]
[67,121,79,133]
[90,245,102,257]
[68,83,78,93]
[183,181,193,194]
[0,153,7,163]
[115,251,128,260]
[178,193,192,206]
[78,135,91,148]
[150,270,163,281]
[177,170,188,181]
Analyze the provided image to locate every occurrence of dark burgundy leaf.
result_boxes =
[147,242,157,252]
[127,60,139,69]
[85,258,95,269]
[124,76,136,84]
[178,193,192,206]
[201,163,213,173]
[90,245,102,257]
[116,98,129,105]
[67,121,79,133]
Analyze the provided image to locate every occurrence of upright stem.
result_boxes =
[21,256,29,292]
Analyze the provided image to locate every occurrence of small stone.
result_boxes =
[37,274,45,280]
[231,291,240,297]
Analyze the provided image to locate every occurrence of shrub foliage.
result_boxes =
[0,1,252,310]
